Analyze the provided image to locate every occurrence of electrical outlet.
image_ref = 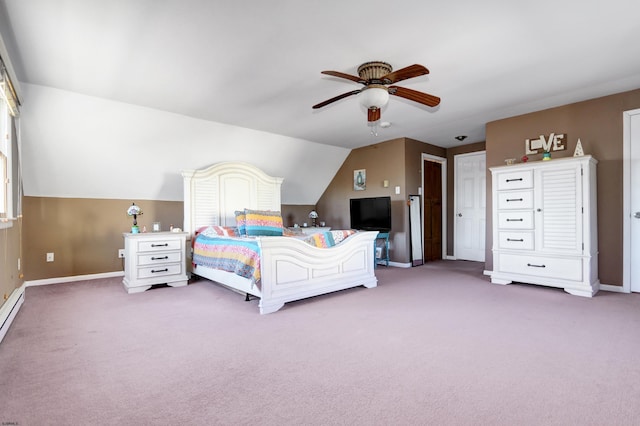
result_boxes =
[118,249,125,259]
[46,252,54,262]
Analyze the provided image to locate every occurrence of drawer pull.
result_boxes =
[151,268,169,273]
[506,178,523,182]
[151,243,169,247]
[506,218,523,222]
[527,263,546,268]
[151,256,169,260]
[507,238,524,242]
[506,198,523,202]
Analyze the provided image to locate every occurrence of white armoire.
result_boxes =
[489,155,599,297]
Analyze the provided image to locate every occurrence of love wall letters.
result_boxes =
[525,133,567,155]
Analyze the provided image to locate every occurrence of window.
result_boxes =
[0,58,20,229]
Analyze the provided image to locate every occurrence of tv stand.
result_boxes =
[375,232,390,267]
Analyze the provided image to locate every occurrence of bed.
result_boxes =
[182,161,379,314]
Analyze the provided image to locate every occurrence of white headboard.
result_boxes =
[182,162,284,235]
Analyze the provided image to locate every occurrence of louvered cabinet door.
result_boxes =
[535,163,583,255]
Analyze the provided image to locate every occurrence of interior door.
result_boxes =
[631,111,640,292]
[454,152,486,261]
[423,160,442,261]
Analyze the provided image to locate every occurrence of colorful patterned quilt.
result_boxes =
[192,229,358,288]
[193,235,262,287]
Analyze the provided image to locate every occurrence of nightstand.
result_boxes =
[122,231,189,294]
[300,226,331,235]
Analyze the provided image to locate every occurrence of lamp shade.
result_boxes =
[359,86,389,109]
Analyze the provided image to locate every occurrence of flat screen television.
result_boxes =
[350,196,391,232]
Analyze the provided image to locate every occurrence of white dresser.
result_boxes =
[489,155,599,297]
[122,231,189,294]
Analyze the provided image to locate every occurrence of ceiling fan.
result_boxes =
[312,61,440,122]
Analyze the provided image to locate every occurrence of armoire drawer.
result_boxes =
[496,170,533,191]
[497,211,533,229]
[498,231,534,250]
[497,190,533,210]
[498,253,583,281]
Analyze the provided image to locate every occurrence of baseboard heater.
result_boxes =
[0,286,25,344]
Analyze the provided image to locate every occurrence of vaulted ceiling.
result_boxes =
[2,0,640,149]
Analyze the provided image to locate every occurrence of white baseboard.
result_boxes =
[599,283,628,293]
[0,283,25,344]
[25,271,124,287]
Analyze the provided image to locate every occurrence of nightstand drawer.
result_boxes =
[497,190,533,210]
[138,252,182,266]
[498,211,533,229]
[138,239,182,252]
[137,264,183,279]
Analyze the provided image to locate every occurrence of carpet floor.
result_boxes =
[1,260,639,425]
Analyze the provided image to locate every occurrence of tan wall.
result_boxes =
[486,88,640,286]
[317,137,451,264]
[1,219,23,304]
[280,205,317,228]
[18,197,315,282]
[317,138,407,262]
[22,197,183,281]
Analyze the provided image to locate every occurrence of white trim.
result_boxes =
[0,283,25,344]
[421,153,447,260]
[25,271,124,287]
[622,108,640,294]
[446,255,457,260]
[386,261,410,268]
[599,283,626,293]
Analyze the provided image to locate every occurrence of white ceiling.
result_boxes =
[3,0,640,149]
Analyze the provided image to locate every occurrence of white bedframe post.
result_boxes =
[182,169,196,235]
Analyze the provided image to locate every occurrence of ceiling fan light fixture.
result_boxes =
[359,86,389,109]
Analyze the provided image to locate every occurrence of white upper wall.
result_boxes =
[20,83,350,204]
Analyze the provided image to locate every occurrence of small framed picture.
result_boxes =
[354,169,366,191]
[152,222,161,232]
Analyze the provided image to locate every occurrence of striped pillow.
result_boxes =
[244,209,284,236]
[199,225,238,237]
[234,210,247,236]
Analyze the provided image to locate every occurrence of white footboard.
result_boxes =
[257,231,379,314]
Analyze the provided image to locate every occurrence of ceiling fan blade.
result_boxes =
[368,108,381,122]
[381,64,429,84]
[321,70,366,84]
[388,86,440,107]
[312,90,362,109]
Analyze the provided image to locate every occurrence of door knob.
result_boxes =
[457,213,462,217]
[635,212,640,219]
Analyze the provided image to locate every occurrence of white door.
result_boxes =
[630,111,640,292]
[454,151,486,262]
